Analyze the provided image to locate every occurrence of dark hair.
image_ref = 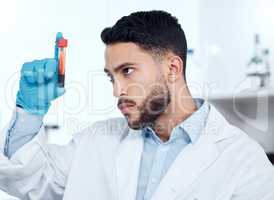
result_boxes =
[101,10,188,79]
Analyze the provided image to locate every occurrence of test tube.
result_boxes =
[57,38,68,87]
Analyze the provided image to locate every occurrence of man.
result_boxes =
[0,10,273,200]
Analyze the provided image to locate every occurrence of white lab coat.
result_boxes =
[0,105,273,200]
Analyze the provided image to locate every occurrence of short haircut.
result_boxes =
[101,10,188,78]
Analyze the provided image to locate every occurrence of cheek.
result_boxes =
[126,81,147,101]
[131,72,158,90]
[125,71,161,103]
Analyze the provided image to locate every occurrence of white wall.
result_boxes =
[197,0,274,96]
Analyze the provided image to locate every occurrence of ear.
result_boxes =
[167,55,184,83]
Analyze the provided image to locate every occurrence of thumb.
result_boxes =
[56,86,65,97]
[54,32,64,60]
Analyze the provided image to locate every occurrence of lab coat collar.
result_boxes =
[151,105,236,199]
[115,104,235,200]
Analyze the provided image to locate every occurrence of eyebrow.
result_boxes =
[104,62,137,74]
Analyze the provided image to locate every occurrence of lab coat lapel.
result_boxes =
[115,128,144,200]
[152,105,233,200]
[152,134,219,200]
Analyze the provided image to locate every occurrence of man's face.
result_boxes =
[104,42,171,129]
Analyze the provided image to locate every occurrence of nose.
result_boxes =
[113,79,126,97]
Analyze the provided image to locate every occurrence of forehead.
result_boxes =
[104,42,155,71]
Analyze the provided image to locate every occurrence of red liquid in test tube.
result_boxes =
[57,38,68,87]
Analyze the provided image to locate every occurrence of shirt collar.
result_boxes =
[178,98,209,144]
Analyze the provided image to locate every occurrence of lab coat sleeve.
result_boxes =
[0,109,84,200]
[232,137,274,200]
[5,107,44,158]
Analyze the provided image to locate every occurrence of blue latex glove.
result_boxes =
[16,32,65,115]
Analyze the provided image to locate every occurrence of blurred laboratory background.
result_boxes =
[0,0,273,199]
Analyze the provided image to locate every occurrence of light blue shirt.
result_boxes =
[4,99,209,200]
[136,98,209,200]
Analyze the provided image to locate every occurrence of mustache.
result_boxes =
[117,98,136,107]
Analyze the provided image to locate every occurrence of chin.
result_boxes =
[126,115,142,130]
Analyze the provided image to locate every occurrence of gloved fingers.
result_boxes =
[46,82,55,101]
[33,59,48,84]
[21,62,36,84]
[36,82,56,103]
[44,58,58,80]
[56,86,65,97]
[46,81,65,101]
[36,84,48,105]
[55,32,63,60]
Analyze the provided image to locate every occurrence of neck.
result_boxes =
[152,86,197,142]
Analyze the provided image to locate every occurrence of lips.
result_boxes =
[118,102,135,114]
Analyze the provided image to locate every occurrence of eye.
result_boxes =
[106,74,114,83]
[122,67,134,76]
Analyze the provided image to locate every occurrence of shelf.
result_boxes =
[208,88,274,101]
